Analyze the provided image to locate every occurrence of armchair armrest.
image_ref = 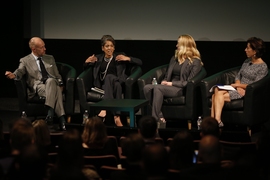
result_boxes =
[201,66,240,100]
[185,67,207,107]
[14,76,28,112]
[57,62,77,115]
[138,64,168,99]
[125,65,142,99]
[76,67,94,111]
[244,70,270,126]
[200,66,240,117]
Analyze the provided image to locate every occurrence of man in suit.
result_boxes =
[5,37,66,131]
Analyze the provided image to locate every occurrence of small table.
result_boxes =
[90,99,148,127]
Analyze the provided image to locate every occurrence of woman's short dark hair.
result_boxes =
[247,37,265,58]
[101,35,115,46]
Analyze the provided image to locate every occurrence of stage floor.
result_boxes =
[0,97,264,143]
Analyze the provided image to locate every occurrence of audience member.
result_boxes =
[179,135,228,179]
[5,37,67,131]
[211,37,268,127]
[111,133,146,180]
[82,167,101,180]
[11,144,48,180]
[32,119,55,153]
[200,116,220,138]
[138,115,159,146]
[0,118,35,178]
[84,34,142,126]
[169,129,195,170]
[81,116,119,161]
[0,118,9,159]
[49,129,88,180]
[8,118,35,155]
[255,126,270,179]
[142,143,169,180]
[198,135,221,164]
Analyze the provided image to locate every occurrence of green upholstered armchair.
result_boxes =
[200,66,270,130]
[76,63,142,114]
[15,62,77,119]
[137,64,207,125]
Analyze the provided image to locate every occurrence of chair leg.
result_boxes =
[188,120,192,130]
[247,126,251,136]
[67,116,71,123]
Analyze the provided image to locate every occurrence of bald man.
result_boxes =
[5,37,66,131]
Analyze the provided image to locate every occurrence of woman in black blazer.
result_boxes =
[143,34,203,127]
[84,35,142,126]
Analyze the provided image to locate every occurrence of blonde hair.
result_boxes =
[175,34,202,64]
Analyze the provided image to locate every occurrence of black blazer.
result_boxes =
[84,52,142,88]
[164,56,202,88]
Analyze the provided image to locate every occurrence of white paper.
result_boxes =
[209,85,236,92]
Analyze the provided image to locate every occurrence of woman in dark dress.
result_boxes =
[211,37,268,127]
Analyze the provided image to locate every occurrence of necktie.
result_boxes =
[37,57,48,83]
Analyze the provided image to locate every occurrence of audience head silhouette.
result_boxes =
[198,135,221,164]
[121,133,145,164]
[32,119,51,147]
[138,115,158,140]
[81,116,107,148]
[142,143,169,178]
[9,118,35,154]
[200,116,220,138]
[169,129,194,169]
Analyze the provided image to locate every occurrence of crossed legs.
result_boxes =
[98,74,123,126]
[211,88,230,126]
[36,78,66,130]
[144,84,182,121]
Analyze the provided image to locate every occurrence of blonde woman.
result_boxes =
[143,34,203,126]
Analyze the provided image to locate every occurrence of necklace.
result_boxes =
[100,56,113,81]
[104,56,112,62]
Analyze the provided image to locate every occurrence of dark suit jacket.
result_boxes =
[164,56,202,88]
[84,52,142,88]
[13,54,62,99]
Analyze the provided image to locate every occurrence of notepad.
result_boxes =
[209,85,236,92]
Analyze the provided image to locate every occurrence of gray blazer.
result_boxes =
[14,54,62,99]
[164,56,202,88]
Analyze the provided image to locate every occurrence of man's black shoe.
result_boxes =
[39,96,46,100]
[45,116,54,126]
[59,122,66,131]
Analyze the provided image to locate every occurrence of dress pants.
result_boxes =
[143,84,182,120]
[101,74,122,116]
[102,74,122,100]
[36,78,65,117]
